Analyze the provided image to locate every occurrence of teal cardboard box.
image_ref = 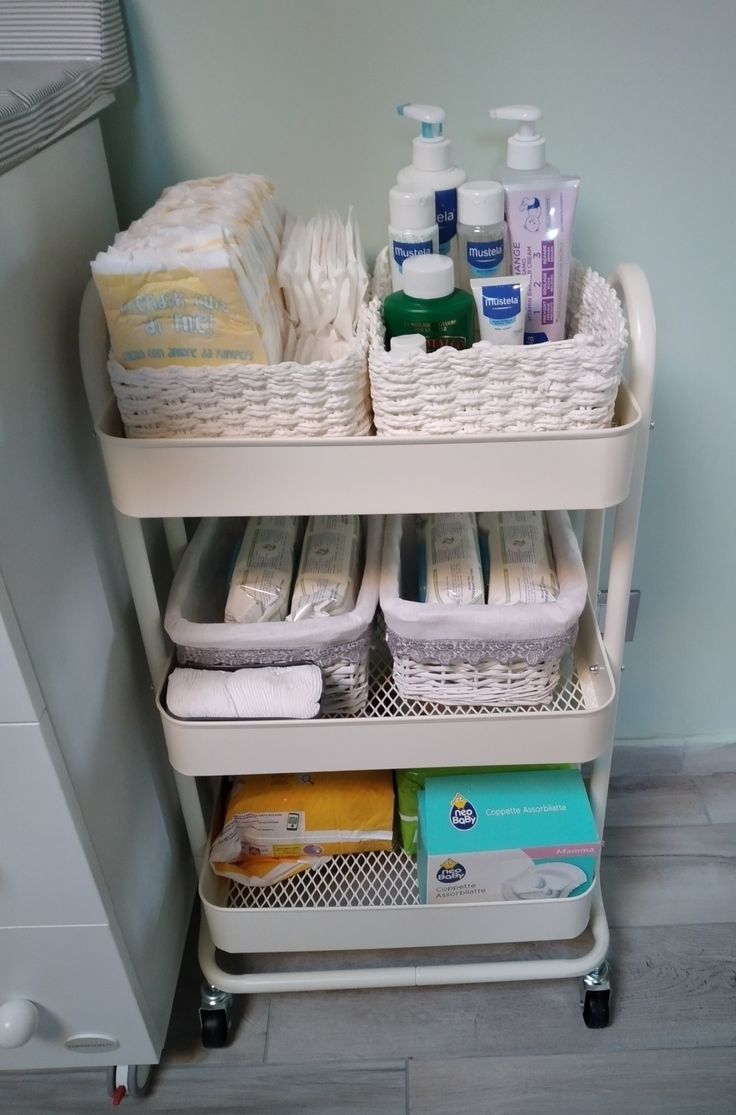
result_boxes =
[395,764,572,854]
[417,769,600,905]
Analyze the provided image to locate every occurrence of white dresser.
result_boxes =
[0,104,193,1076]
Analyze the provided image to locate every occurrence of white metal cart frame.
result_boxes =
[78,263,655,1035]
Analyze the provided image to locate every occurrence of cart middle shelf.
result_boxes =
[157,601,614,776]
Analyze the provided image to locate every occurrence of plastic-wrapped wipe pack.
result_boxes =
[278,208,369,363]
[209,770,395,887]
[91,174,286,369]
[479,511,560,605]
[224,516,302,623]
[288,515,362,620]
[419,512,484,605]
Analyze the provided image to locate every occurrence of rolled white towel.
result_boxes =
[167,665,322,720]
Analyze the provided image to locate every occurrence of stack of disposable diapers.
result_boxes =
[93,174,286,370]
[91,175,373,438]
[165,514,382,717]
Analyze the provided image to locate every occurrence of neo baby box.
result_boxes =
[417,769,600,905]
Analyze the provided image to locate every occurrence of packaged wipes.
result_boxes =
[209,770,395,865]
[224,516,302,623]
[479,511,559,605]
[287,515,362,620]
[420,512,484,606]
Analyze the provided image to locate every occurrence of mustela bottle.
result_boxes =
[382,254,475,353]
[388,186,439,292]
[456,180,509,293]
[395,104,466,264]
[487,105,580,343]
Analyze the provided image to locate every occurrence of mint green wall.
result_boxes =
[102,0,735,743]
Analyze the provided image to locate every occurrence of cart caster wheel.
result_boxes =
[199,983,233,1049]
[106,1064,153,1103]
[582,988,611,1029]
[200,1008,230,1048]
[580,961,612,1029]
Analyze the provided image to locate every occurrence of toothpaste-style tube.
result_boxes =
[503,177,580,344]
[471,274,529,346]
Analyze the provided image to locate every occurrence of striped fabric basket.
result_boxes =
[379,512,587,708]
[368,249,627,437]
[108,303,373,439]
[164,516,384,717]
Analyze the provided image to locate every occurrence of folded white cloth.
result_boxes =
[167,664,322,720]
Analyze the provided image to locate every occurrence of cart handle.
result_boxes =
[608,263,656,430]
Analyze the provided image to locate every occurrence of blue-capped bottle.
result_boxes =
[395,104,466,266]
[456,180,510,294]
[388,186,439,292]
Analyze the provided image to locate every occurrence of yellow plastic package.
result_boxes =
[209,770,395,866]
[210,854,331,888]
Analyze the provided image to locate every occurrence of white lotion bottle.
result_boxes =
[388,186,439,292]
[456,180,509,293]
[396,103,466,265]
[488,104,559,179]
[487,105,580,343]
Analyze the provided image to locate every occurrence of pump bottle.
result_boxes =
[395,104,466,264]
[487,105,580,344]
[488,104,559,181]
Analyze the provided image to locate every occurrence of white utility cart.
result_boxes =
[79,262,655,1047]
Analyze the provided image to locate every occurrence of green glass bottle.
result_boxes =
[382,254,475,352]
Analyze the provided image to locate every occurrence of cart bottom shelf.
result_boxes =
[200,849,596,955]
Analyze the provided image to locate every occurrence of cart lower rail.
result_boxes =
[197,884,609,995]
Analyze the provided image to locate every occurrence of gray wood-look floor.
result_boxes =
[3,742,736,1114]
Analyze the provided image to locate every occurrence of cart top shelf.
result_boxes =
[91,386,639,517]
[79,262,653,519]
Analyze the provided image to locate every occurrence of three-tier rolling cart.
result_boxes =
[79,262,655,1046]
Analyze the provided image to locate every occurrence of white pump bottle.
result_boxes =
[488,104,558,180]
[487,104,580,344]
[395,104,466,263]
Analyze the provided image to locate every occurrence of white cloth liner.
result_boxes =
[380,510,587,644]
[165,515,383,656]
[166,664,322,720]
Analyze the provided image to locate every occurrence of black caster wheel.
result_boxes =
[582,988,611,1029]
[106,1064,153,1102]
[199,981,233,1048]
[200,1007,230,1049]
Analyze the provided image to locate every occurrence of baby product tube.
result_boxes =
[471,274,529,346]
[503,177,579,343]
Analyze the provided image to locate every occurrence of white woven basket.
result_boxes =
[108,303,373,439]
[164,516,384,716]
[380,512,587,707]
[368,249,627,437]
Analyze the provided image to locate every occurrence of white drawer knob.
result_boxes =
[0,999,39,1048]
